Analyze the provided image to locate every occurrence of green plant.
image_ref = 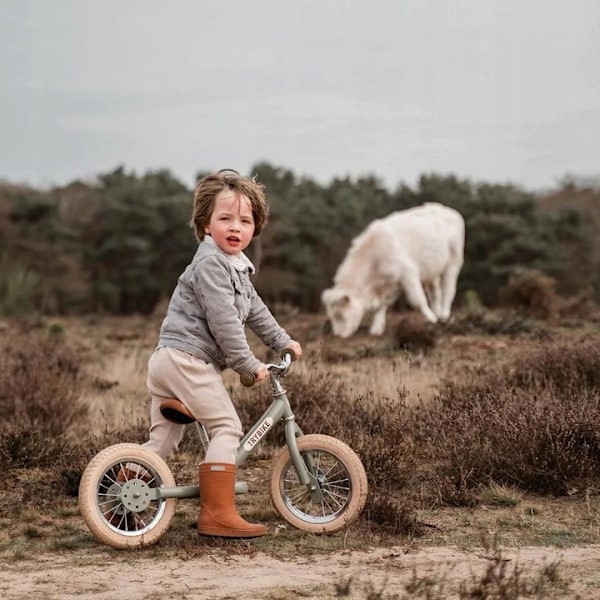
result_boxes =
[0,255,39,316]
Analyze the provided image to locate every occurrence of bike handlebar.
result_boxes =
[239,348,297,387]
[239,371,257,387]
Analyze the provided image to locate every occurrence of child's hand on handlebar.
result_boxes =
[285,340,302,360]
[254,363,269,383]
[245,342,302,386]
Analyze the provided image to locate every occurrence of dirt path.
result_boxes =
[1,544,599,599]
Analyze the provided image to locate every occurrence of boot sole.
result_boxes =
[197,527,267,538]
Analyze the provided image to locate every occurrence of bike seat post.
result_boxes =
[195,422,209,454]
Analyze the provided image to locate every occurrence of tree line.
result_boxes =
[0,162,598,317]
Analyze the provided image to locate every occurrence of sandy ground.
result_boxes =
[1,544,600,600]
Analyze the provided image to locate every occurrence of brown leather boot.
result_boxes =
[117,465,151,483]
[197,463,267,538]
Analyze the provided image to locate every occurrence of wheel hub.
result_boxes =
[120,479,152,512]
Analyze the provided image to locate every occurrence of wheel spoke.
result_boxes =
[287,487,311,504]
[321,489,345,511]
[96,460,165,533]
[281,448,353,521]
[271,435,366,534]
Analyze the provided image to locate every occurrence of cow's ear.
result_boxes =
[339,294,351,307]
[322,289,351,307]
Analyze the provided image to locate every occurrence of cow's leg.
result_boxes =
[402,273,438,323]
[439,262,462,321]
[369,306,387,336]
[426,278,443,319]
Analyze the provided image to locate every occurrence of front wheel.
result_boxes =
[78,443,177,549]
[270,434,368,534]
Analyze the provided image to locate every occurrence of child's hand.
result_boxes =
[254,363,268,383]
[285,340,302,360]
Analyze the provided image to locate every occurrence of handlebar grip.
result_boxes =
[281,347,298,362]
[240,372,256,387]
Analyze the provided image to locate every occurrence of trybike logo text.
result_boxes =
[243,417,274,451]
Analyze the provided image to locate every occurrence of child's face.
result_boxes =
[205,189,255,255]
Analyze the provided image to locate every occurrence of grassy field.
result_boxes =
[1,308,600,598]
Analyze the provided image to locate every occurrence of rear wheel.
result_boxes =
[270,434,368,534]
[78,443,177,549]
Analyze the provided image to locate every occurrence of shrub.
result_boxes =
[413,336,600,498]
[0,428,68,470]
[558,287,598,321]
[0,256,40,317]
[57,439,104,496]
[364,488,424,536]
[442,310,549,338]
[0,332,87,437]
[509,335,600,393]
[392,314,438,354]
[498,267,559,321]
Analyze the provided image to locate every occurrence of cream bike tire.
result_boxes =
[270,434,368,534]
[78,443,177,549]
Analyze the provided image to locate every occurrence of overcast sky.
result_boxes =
[2,1,599,192]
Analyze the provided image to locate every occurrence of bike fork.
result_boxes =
[284,417,324,503]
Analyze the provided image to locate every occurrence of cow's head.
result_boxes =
[321,288,365,338]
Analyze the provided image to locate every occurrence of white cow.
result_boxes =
[321,202,465,338]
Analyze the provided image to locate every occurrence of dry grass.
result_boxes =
[2,308,600,598]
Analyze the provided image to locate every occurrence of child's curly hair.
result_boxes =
[190,169,269,241]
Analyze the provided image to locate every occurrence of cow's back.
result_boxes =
[333,202,465,287]
[383,203,464,278]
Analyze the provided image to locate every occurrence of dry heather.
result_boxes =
[1,308,600,597]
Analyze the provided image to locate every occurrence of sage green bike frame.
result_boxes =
[146,354,323,503]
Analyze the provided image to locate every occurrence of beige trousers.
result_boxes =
[143,346,243,464]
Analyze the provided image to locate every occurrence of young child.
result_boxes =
[143,169,302,538]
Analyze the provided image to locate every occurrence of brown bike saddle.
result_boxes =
[159,398,196,425]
